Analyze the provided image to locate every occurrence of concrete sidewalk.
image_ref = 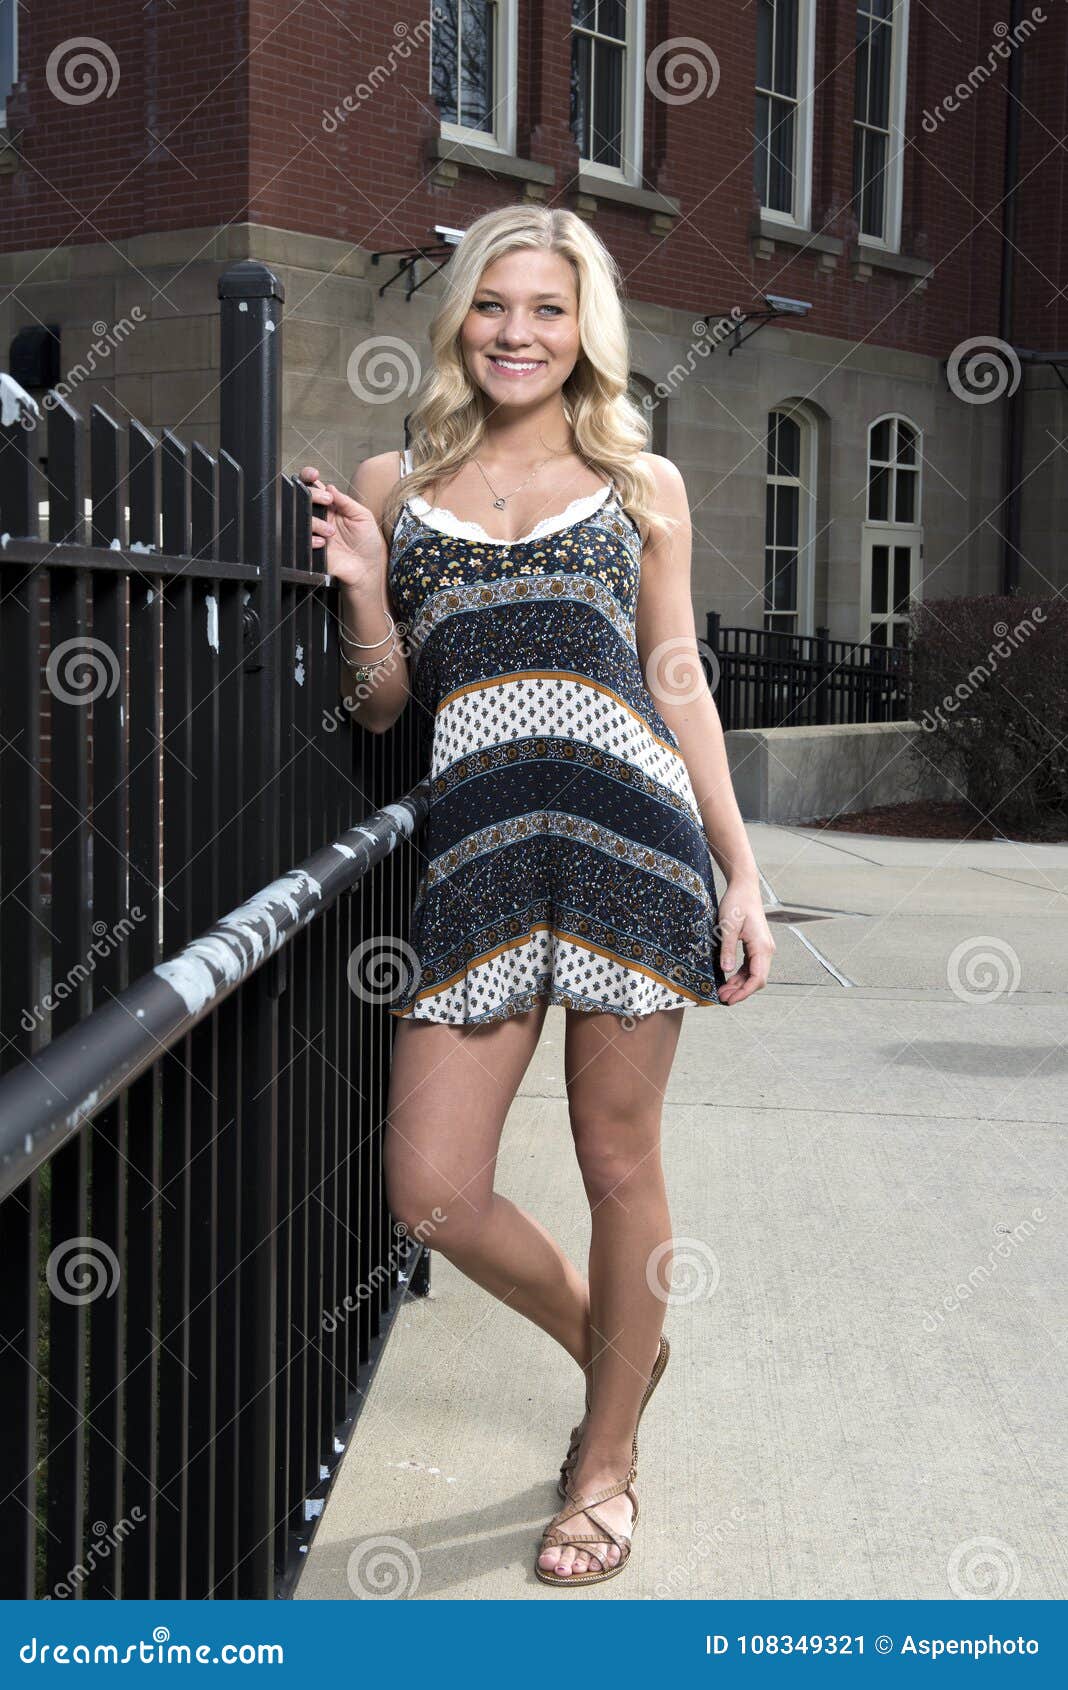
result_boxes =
[296,822,1068,1600]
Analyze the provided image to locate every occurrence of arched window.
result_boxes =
[863,413,923,646]
[764,407,816,635]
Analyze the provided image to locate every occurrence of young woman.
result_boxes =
[300,204,773,1588]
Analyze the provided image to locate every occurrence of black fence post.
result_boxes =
[218,260,284,1597]
[815,625,831,725]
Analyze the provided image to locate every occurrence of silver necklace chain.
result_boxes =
[471,453,560,511]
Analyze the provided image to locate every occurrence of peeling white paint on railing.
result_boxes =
[294,640,305,686]
[206,592,219,652]
[154,869,324,1017]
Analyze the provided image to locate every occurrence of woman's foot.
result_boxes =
[537,1455,636,1577]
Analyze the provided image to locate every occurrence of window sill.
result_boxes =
[428,134,555,197]
[750,214,844,269]
[572,171,681,235]
[851,241,934,287]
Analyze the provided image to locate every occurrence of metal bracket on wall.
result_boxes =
[370,242,456,299]
[700,298,811,355]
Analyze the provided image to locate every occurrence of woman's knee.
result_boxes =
[386,1169,494,1250]
[570,1113,662,1205]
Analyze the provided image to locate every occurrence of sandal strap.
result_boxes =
[542,1476,637,1551]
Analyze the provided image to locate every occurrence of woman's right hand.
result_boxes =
[298,464,387,591]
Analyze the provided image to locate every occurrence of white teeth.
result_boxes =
[490,357,543,371]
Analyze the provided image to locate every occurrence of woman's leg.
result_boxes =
[384,1002,592,1372]
[538,1005,685,1577]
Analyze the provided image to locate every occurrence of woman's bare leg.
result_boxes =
[537,1005,684,1577]
[384,1002,592,1371]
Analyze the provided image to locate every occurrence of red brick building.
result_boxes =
[1,0,1065,641]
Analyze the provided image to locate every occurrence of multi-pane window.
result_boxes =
[571,1,631,174]
[866,416,921,648]
[432,1,508,144]
[764,411,803,635]
[854,0,908,243]
[867,416,918,524]
[754,0,800,216]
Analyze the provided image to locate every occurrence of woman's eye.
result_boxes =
[473,302,564,316]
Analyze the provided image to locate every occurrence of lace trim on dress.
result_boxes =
[397,445,614,547]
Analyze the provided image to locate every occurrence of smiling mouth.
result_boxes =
[486,355,547,376]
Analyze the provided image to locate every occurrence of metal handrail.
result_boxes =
[0,781,430,1203]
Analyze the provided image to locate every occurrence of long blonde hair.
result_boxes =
[382,204,672,545]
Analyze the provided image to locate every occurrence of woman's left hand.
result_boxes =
[714,880,775,1005]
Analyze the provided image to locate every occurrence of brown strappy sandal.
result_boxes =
[557,1333,670,1498]
[535,1474,639,1587]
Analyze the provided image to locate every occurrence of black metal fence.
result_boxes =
[0,261,428,1599]
[704,611,911,730]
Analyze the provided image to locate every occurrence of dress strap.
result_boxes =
[399,445,413,475]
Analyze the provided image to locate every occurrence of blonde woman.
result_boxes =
[300,205,773,1587]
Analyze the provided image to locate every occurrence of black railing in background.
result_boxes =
[0,262,428,1600]
[704,612,911,731]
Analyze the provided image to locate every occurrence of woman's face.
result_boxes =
[460,248,582,409]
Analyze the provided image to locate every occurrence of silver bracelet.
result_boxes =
[339,608,396,648]
[342,633,399,681]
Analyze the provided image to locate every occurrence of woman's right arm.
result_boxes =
[299,453,412,734]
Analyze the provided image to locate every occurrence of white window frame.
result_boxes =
[755,0,816,231]
[432,0,518,157]
[854,0,911,253]
[764,404,817,638]
[572,0,646,188]
[860,412,924,644]
[0,0,18,127]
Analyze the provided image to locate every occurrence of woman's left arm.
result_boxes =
[635,455,775,1005]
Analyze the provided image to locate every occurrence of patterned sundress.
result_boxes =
[385,446,727,1025]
